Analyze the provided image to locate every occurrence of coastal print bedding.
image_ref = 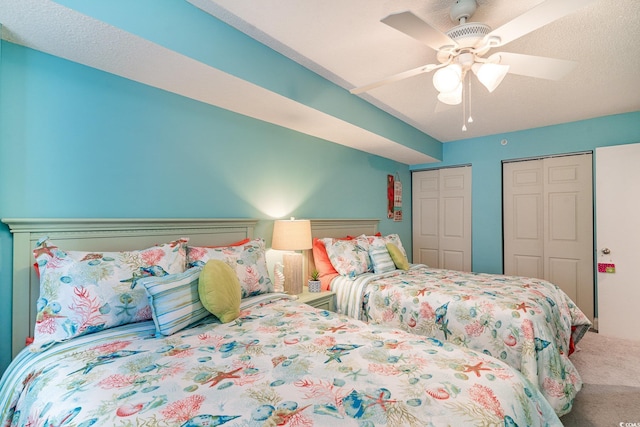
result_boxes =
[30,237,189,352]
[330,265,591,416]
[0,295,563,427]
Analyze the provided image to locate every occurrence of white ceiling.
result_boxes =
[192,0,640,142]
[1,0,639,165]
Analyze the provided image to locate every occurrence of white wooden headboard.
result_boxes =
[2,218,258,357]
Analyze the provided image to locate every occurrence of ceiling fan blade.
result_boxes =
[350,63,439,94]
[494,52,577,80]
[487,0,598,47]
[381,11,457,51]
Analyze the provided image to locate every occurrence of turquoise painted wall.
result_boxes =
[0,42,413,373]
[54,0,442,160]
[410,112,640,274]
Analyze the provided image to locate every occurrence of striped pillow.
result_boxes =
[140,266,210,336]
[369,245,396,274]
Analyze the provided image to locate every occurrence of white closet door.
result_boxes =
[412,166,471,271]
[412,169,440,267]
[503,160,545,278]
[503,153,593,322]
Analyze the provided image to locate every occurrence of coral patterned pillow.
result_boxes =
[321,236,371,277]
[186,239,273,298]
[31,238,189,352]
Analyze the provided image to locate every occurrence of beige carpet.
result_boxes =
[560,331,640,426]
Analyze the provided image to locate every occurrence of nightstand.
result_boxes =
[296,287,336,312]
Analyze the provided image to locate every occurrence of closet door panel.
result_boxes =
[413,167,471,270]
[503,153,593,322]
[412,170,439,265]
[543,154,593,321]
[503,161,544,277]
[438,167,472,271]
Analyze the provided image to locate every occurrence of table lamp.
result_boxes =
[272,218,312,295]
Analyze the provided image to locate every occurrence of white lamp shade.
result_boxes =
[432,64,462,93]
[437,84,463,105]
[474,63,510,93]
[272,219,312,251]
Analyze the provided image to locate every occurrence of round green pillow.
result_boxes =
[198,260,242,323]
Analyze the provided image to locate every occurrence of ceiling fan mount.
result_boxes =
[436,22,493,63]
[350,0,596,102]
[449,0,479,23]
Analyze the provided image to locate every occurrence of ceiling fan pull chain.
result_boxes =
[467,74,474,124]
[462,72,468,132]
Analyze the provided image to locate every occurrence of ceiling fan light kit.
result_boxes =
[437,85,463,106]
[473,62,510,93]
[433,64,462,93]
[351,0,596,125]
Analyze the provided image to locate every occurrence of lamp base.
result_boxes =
[282,252,303,295]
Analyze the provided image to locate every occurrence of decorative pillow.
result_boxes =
[198,260,242,323]
[369,245,396,274]
[363,233,408,258]
[387,243,409,270]
[321,236,370,277]
[312,238,339,291]
[384,234,408,257]
[31,238,189,351]
[186,239,272,298]
[140,266,209,336]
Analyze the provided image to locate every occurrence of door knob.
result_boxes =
[601,248,611,255]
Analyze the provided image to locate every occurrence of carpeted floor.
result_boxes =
[560,331,640,426]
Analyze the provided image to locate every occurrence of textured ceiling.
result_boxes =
[0,0,435,164]
[1,0,639,165]
[192,0,640,142]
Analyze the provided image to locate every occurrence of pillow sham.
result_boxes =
[321,236,371,277]
[369,245,396,274]
[31,238,189,351]
[387,243,409,270]
[186,239,272,298]
[140,266,209,336]
[198,260,242,323]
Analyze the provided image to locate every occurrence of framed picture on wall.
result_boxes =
[394,174,402,222]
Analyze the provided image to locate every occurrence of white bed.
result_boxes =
[308,219,590,416]
[0,217,563,426]
[2,218,258,358]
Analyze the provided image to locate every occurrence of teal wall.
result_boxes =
[54,0,442,160]
[0,42,413,374]
[410,112,640,274]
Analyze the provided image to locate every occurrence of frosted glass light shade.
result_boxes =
[437,84,463,105]
[272,219,312,250]
[433,64,462,93]
[474,63,510,93]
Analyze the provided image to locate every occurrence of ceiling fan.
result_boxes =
[350,0,597,105]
